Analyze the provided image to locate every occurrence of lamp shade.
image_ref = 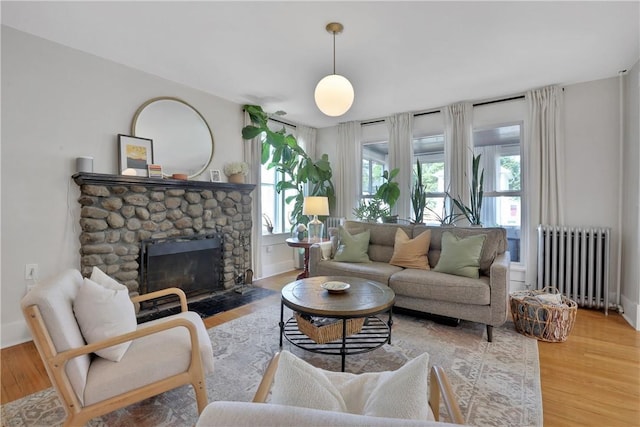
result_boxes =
[302,196,330,216]
[314,74,354,117]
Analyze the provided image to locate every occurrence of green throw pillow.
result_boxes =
[333,227,371,263]
[433,232,486,278]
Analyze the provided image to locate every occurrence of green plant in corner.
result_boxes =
[451,153,484,225]
[425,188,461,226]
[242,105,336,229]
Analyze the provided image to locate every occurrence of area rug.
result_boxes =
[1,305,542,427]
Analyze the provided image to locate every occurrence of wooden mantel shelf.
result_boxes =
[72,172,255,192]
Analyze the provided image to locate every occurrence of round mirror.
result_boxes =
[131,97,214,178]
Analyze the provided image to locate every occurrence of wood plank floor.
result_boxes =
[3,270,639,427]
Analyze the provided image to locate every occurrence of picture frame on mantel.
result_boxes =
[118,134,154,176]
[209,169,221,182]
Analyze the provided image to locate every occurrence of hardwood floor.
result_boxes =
[3,270,639,427]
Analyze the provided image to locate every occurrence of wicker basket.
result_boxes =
[294,313,365,344]
[509,287,577,342]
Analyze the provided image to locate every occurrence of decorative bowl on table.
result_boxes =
[321,281,350,293]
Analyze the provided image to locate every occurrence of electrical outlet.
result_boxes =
[25,263,39,280]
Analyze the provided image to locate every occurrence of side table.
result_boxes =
[285,237,329,279]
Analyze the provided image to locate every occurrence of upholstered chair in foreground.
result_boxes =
[21,268,214,427]
[196,350,464,426]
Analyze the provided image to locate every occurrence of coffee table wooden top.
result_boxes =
[281,276,395,318]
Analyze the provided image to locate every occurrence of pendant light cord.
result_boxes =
[332,30,336,75]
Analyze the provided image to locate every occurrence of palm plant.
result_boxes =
[451,153,484,225]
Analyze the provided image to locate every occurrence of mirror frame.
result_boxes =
[131,97,214,179]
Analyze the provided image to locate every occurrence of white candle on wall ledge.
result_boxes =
[122,168,137,176]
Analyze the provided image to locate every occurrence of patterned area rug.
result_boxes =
[2,305,542,427]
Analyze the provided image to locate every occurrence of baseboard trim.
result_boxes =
[2,319,31,349]
[620,293,640,330]
[260,260,295,280]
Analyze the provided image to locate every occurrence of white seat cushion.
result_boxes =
[83,311,214,405]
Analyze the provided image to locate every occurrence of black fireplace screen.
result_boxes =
[140,234,222,297]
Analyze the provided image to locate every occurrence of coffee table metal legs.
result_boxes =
[279,301,284,348]
[340,319,347,372]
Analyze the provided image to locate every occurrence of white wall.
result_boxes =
[1,27,246,347]
[621,59,640,329]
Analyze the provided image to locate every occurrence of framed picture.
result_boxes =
[148,164,163,178]
[118,134,154,176]
[210,169,221,182]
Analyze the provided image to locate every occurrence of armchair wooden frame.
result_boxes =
[252,352,465,425]
[23,287,208,427]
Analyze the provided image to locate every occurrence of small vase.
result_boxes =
[228,173,245,184]
[297,232,305,241]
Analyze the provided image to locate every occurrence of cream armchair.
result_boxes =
[21,269,214,426]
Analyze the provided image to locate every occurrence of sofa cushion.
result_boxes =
[314,260,403,285]
[389,228,431,270]
[390,269,491,305]
[433,232,486,279]
[334,227,371,263]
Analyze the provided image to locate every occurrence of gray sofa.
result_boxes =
[309,221,510,342]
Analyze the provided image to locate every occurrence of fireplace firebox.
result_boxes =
[140,234,223,298]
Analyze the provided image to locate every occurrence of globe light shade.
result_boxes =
[314,74,355,117]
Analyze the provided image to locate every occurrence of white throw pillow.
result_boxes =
[90,266,127,291]
[318,241,333,260]
[271,350,347,412]
[73,276,136,362]
[270,351,434,421]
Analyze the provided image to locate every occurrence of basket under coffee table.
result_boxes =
[279,276,395,372]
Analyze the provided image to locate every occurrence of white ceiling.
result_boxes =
[2,1,638,128]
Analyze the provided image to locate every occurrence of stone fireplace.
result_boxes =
[73,172,254,294]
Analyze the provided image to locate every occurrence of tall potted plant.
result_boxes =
[375,168,400,223]
[451,153,484,226]
[410,160,427,224]
[242,105,336,229]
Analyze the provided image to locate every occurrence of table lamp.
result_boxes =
[303,196,329,242]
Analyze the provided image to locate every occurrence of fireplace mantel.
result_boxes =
[72,172,255,192]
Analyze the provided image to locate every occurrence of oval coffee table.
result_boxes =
[279,276,395,371]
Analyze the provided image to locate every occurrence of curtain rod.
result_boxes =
[361,93,527,126]
[268,117,296,129]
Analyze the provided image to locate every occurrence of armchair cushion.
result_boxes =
[73,277,137,362]
[270,351,434,421]
[84,311,214,405]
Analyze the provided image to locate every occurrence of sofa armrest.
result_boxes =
[308,244,323,277]
[488,251,510,325]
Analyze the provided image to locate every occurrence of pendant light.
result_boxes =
[314,22,354,117]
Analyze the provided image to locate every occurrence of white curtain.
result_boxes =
[335,121,362,218]
[525,85,565,286]
[386,113,413,220]
[296,125,317,160]
[443,102,474,206]
[243,112,263,279]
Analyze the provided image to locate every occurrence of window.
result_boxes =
[361,141,388,200]
[473,123,522,262]
[412,134,445,224]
